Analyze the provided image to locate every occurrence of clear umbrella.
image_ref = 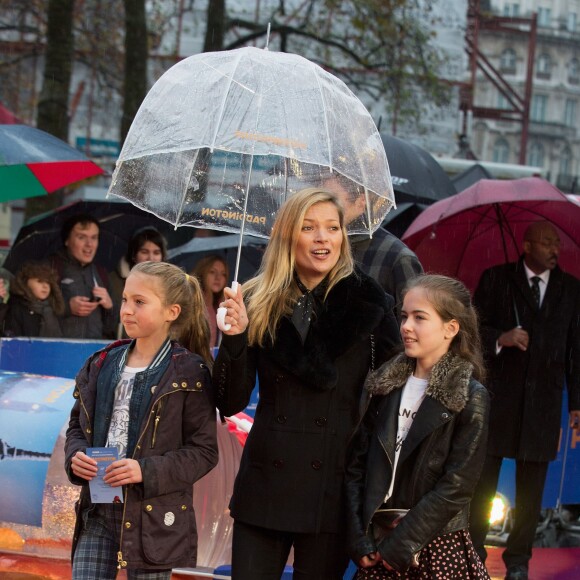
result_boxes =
[108,46,395,328]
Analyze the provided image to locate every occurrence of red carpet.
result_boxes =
[2,548,580,578]
[486,546,580,579]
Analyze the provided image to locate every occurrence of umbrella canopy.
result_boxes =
[108,46,395,248]
[0,125,104,203]
[402,177,580,292]
[451,163,493,193]
[3,199,193,275]
[379,133,455,205]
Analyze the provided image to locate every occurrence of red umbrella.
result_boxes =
[0,125,104,203]
[402,177,580,292]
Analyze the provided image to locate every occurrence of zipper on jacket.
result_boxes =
[116,387,199,564]
[151,398,165,449]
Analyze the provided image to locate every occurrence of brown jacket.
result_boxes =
[65,340,218,570]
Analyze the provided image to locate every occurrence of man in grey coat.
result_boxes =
[469,221,580,580]
[50,214,115,339]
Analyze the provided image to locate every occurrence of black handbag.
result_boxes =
[371,508,420,567]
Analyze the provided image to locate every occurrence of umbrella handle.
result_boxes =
[216,281,239,332]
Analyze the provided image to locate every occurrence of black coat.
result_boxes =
[345,353,489,572]
[213,271,400,534]
[474,259,580,461]
[2,294,62,338]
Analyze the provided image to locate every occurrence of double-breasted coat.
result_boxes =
[213,271,400,534]
[474,259,580,461]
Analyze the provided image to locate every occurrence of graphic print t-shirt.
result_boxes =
[106,365,147,458]
[384,374,428,502]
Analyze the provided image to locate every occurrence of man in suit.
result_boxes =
[322,175,423,310]
[469,221,580,580]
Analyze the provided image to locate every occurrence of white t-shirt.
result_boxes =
[384,374,428,502]
[106,365,147,459]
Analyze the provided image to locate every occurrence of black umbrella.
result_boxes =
[3,199,193,274]
[380,134,456,237]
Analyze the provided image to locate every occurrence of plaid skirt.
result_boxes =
[354,529,490,579]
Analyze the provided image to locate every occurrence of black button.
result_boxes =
[441,412,450,420]
[273,459,284,469]
[311,459,322,470]
[275,375,283,383]
[276,414,287,424]
[315,416,327,427]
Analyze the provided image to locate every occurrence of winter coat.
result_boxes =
[474,258,580,461]
[213,270,400,534]
[345,353,489,572]
[3,294,63,337]
[64,339,218,570]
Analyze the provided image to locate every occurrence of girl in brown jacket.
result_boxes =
[65,262,218,579]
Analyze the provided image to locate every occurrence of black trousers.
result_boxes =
[232,520,349,580]
[469,454,549,570]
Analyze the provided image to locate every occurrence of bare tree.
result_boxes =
[121,0,148,144]
[203,0,225,53]
[204,0,450,132]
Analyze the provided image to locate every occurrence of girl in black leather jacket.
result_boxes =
[345,274,491,578]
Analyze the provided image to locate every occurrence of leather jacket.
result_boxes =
[345,352,489,572]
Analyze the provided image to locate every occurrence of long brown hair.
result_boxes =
[130,261,212,365]
[192,254,229,310]
[402,274,486,382]
[11,261,65,316]
[244,188,354,347]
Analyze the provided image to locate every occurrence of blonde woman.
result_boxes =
[213,188,400,579]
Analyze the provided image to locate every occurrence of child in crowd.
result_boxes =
[3,261,64,337]
[345,274,490,578]
[64,261,217,580]
[192,254,228,349]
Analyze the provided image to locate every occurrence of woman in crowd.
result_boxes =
[193,254,229,349]
[213,187,400,579]
[110,226,168,338]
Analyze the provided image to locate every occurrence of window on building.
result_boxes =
[569,59,580,84]
[531,95,548,122]
[538,7,551,27]
[564,99,577,126]
[560,147,572,177]
[536,53,551,78]
[568,13,577,32]
[500,48,517,73]
[528,142,545,167]
[503,3,520,17]
[497,92,511,110]
[493,138,510,163]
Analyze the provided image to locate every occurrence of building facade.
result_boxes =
[471,0,580,191]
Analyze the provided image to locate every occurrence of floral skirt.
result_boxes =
[354,529,490,579]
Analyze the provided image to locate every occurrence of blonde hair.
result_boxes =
[244,188,354,346]
[402,274,485,382]
[130,261,212,365]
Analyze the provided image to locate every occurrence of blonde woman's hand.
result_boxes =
[219,284,248,335]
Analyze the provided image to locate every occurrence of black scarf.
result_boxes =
[291,274,327,344]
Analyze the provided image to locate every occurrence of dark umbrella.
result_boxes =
[379,134,455,236]
[402,177,580,293]
[451,163,493,193]
[0,125,104,203]
[3,199,193,275]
